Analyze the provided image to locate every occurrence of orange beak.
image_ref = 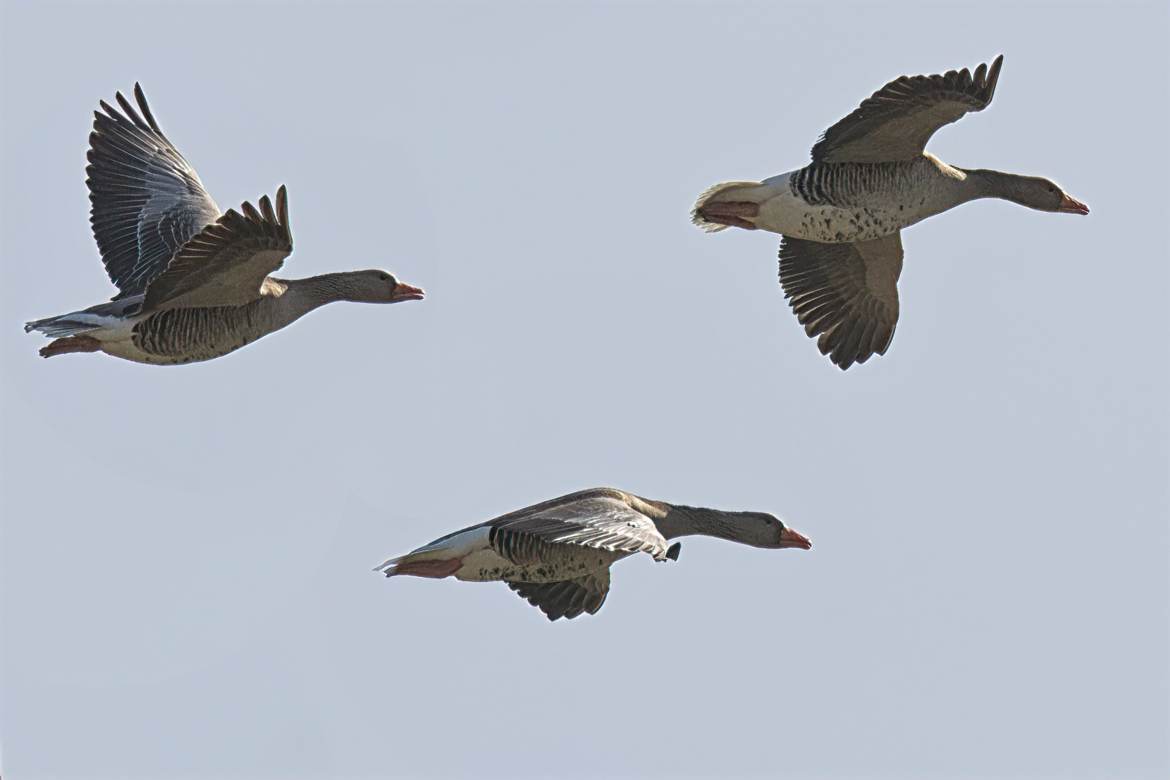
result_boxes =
[779,527,812,550]
[1058,194,1090,215]
[390,282,425,302]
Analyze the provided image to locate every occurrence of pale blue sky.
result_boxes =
[2,1,1167,778]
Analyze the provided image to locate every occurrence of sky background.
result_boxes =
[2,1,1168,778]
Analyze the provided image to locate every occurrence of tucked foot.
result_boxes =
[665,542,682,561]
[694,201,760,230]
[39,335,101,358]
[391,557,463,579]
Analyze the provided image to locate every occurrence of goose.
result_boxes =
[25,85,424,365]
[375,487,812,621]
[692,55,1088,370]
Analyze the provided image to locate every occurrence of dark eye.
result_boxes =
[378,273,390,281]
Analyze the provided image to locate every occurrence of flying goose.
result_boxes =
[375,487,812,621]
[692,55,1088,369]
[25,85,424,365]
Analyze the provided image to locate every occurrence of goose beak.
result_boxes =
[1058,194,1090,215]
[391,282,426,302]
[778,527,812,550]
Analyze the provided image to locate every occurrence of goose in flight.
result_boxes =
[26,85,424,365]
[375,487,812,621]
[692,55,1088,369]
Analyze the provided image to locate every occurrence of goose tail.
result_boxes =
[373,555,404,577]
[691,180,764,232]
[24,312,105,338]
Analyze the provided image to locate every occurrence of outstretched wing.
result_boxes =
[507,571,611,621]
[141,186,292,310]
[779,232,903,370]
[811,55,1004,163]
[493,493,670,560]
[87,84,221,297]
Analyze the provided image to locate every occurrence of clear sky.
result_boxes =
[2,1,1167,778]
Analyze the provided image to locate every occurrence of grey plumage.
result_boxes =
[143,188,292,310]
[780,233,902,369]
[692,54,1087,369]
[789,159,936,210]
[378,487,811,622]
[811,55,1003,163]
[27,85,424,364]
[87,84,221,298]
[489,493,671,561]
[507,572,610,622]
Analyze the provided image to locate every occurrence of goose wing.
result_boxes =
[141,186,292,310]
[811,55,1003,163]
[779,232,902,370]
[507,571,610,621]
[491,492,670,560]
[87,84,221,298]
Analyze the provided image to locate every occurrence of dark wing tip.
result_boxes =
[972,62,987,86]
[258,193,277,224]
[276,185,289,228]
[113,90,146,129]
[133,82,166,136]
[984,54,1005,102]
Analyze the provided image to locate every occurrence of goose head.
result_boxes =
[990,174,1090,215]
[731,511,813,550]
[339,270,426,304]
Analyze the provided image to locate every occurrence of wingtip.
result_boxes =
[276,185,289,226]
[244,199,265,222]
[987,54,1005,88]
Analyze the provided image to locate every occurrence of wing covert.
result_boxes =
[141,186,292,310]
[495,495,670,560]
[811,55,1004,163]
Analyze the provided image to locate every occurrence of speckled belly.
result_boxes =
[780,203,909,243]
[454,543,624,583]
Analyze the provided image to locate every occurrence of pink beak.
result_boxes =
[779,527,813,550]
[1058,194,1090,215]
[390,282,426,302]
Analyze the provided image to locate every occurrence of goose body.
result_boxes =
[693,55,1089,369]
[708,154,971,243]
[25,85,424,365]
[375,487,812,621]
